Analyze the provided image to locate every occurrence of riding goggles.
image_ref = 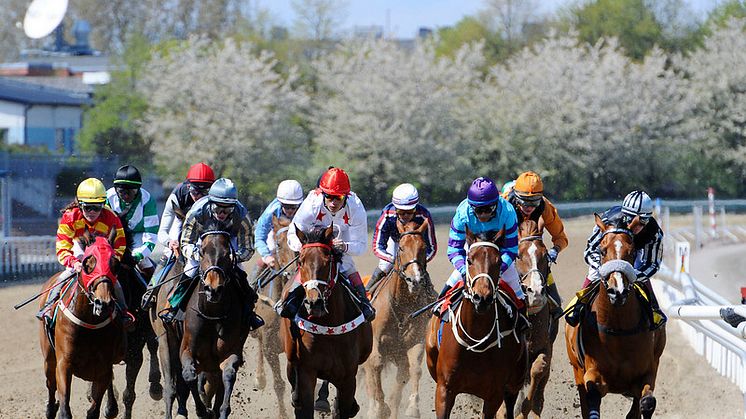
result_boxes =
[515,194,541,207]
[189,183,211,195]
[396,208,417,216]
[212,203,235,216]
[115,186,139,197]
[473,204,497,215]
[624,215,650,226]
[80,203,104,212]
[281,203,300,212]
[323,193,346,202]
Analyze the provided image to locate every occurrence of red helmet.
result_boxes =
[319,167,351,196]
[186,163,215,184]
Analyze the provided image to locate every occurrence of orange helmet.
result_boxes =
[319,167,350,196]
[186,163,215,184]
[514,171,544,198]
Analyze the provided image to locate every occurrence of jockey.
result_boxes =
[275,167,375,321]
[367,183,437,290]
[439,176,529,330]
[157,162,216,261]
[158,178,264,330]
[37,178,133,325]
[250,179,304,287]
[503,171,568,318]
[106,165,159,279]
[566,190,666,328]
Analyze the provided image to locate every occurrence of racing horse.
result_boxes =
[425,228,527,419]
[38,229,126,419]
[364,218,435,419]
[511,219,557,418]
[280,225,373,419]
[180,227,256,419]
[565,214,666,419]
[253,214,296,418]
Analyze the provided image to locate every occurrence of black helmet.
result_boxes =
[113,165,142,189]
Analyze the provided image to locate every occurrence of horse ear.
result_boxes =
[107,226,117,247]
[416,218,429,235]
[272,214,280,229]
[594,213,607,232]
[324,224,335,243]
[294,223,307,244]
[465,227,476,245]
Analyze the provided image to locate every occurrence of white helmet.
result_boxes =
[276,180,304,205]
[392,183,419,210]
[622,190,653,219]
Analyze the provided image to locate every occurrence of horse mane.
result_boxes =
[519,219,542,237]
[303,225,333,244]
[203,217,230,234]
[474,230,501,243]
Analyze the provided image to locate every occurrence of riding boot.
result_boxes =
[114,281,135,331]
[159,272,193,323]
[36,277,68,321]
[642,280,667,329]
[276,281,305,319]
[432,284,453,315]
[366,267,386,291]
[353,283,376,321]
[546,281,564,320]
[565,296,584,327]
[237,267,265,331]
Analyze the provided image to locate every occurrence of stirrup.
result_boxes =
[158,307,179,324]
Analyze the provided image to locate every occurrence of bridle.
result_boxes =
[463,241,501,306]
[198,230,236,295]
[394,230,429,286]
[598,227,636,293]
[274,225,297,281]
[517,234,548,289]
[300,242,339,312]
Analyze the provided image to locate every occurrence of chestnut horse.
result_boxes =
[364,219,435,419]
[180,229,254,419]
[253,214,295,418]
[39,230,126,419]
[565,214,666,419]
[512,219,557,418]
[425,229,527,419]
[280,225,373,419]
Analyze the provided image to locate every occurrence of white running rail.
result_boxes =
[0,236,57,280]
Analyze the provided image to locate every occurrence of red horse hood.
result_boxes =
[80,236,118,289]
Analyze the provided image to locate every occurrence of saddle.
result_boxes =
[433,279,521,323]
[564,282,665,331]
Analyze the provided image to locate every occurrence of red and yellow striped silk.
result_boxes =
[56,207,126,268]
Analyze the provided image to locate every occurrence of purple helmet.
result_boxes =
[467,177,500,206]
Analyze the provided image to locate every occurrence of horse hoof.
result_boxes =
[641,395,656,417]
[183,365,197,383]
[254,375,267,390]
[314,399,331,413]
[149,382,163,401]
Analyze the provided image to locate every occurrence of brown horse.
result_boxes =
[425,229,527,419]
[180,229,254,419]
[565,214,666,419]
[253,214,295,418]
[39,230,126,419]
[150,255,209,419]
[364,219,435,419]
[512,219,557,418]
[280,225,373,419]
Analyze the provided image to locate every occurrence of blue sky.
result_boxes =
[261,0,723,38]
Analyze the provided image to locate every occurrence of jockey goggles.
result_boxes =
[80,202,104,213]
[396,208,416,216]
[189,183,211,195]
[323,193,346,202]
[211,203,235,216]
[115,186,139,198]
[473,204,497,215]
[624,214,650,226]
[515,194,541,207]
[281,203,300,211]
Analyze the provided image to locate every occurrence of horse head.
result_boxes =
[272,214,296,281]
[199,229,234,304]
[594,213,639,306]
[517,220,550,314]
[465,227,503,314]
[78,229,119,317]
[395,218,430,293]
[295,224,336,318]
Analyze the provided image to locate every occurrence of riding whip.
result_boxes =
[258,255,299,289]
[13,275,71,310]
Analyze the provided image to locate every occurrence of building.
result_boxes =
[0,77,91,154]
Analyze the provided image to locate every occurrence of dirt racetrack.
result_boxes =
[0,216,743,418]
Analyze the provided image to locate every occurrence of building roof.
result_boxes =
[0,77,91,106]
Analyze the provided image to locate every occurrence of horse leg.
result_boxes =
[525,353,550,417]
[267,350,289,418]
[217,354,241,419]
[255,332,267,389]
[501,390,516,419]
[363,345,389,419]
[315,380,331,413]
[291,366,316,419]
[104,383,119,419]
[481,398,500,419]
[389,359,410,419]
[123,338,145,419]
[335,374,361,419]
[585,382,602,419]
[156,330,178,419]
[434,382,456,419]
[626,397,641,419]
[56,360,74,419]
[146,331,163,400]
[405,343,425,418]
[639,383,656,419]
[43,349,59,419]
[86,375,111,419]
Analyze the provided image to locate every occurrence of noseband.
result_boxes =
[598,227,635,292]
[517,234,548,287]
[301,243,338,306]
[199,230,235,289]
[395,230,429,285]
[464,241,501,305]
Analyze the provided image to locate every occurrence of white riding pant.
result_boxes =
[376,238,397,273]
[446,263,525,300]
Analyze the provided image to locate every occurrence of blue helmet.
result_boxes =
[467,177,500,206]
[209,178,238,205]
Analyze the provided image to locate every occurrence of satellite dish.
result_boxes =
[23,0,68,39]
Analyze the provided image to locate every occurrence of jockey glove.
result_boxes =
[548,247,559,263]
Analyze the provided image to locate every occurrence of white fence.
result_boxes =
[0,236,58,281]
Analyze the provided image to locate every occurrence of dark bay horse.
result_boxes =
[38,230,126,419]
[425,228,527,419]
[180,229,253,419]
[253,214,295,418]
[364,219,435,419]
[512,219,557,418]
[280,225,373,419]
[565,214,666,419]
[104,220,163,419]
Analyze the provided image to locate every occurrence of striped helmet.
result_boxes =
[622,190,653,219]
[392,183,419,210]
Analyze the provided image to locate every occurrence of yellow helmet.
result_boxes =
[514,171,544,198]
[77,178,107,203]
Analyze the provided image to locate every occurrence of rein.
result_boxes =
[194,230,237,321]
